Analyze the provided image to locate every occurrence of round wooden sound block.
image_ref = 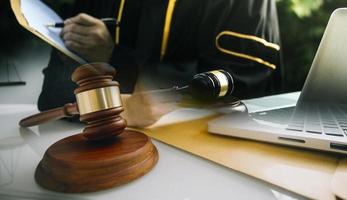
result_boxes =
[35,130,158,193]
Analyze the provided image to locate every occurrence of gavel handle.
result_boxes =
[19,103,79,127]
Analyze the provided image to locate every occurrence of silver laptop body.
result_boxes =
[208,8,347,154]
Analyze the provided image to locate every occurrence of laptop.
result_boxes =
[208,8,347,154]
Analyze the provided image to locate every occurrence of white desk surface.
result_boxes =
[0,92,307,200]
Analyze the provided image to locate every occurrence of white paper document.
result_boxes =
[14,0,86,64]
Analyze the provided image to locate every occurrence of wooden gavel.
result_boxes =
[29,63,159,193]
[20,63,126,141]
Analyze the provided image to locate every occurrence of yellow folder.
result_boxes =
[143,115,347,200]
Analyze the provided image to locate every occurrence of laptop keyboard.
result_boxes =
[252,104,347,137]
[287,104,347,137]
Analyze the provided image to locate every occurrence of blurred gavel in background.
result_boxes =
[19,64,235,128]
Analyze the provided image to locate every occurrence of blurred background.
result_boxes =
[0,0,346,104]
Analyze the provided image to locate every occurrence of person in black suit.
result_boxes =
[39,0,282,127]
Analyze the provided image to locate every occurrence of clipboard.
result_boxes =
[10,0,86,64]
[142,111,347,200]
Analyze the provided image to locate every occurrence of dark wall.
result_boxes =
[0,0,31,56]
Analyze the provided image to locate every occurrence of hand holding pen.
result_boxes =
[46,17,118,28]
[49,13,116,63]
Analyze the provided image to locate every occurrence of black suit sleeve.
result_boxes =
[196,0,282,98]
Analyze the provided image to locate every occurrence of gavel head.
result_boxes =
[190,70,234,102]
[71,63,126,141]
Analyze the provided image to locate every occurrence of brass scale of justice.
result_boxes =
[19,63,241,193]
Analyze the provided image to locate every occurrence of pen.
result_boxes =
[45,18,118,28]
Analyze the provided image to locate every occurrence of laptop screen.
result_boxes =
[298,8,347,105]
